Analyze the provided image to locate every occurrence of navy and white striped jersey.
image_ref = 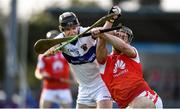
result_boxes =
[55,26,104,87]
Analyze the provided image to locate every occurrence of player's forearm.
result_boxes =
[35,70,51,80]
[103,33,135,57]
[103,21,113,29]
[96,38,108,64]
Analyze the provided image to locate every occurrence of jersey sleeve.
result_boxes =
[130,47,140,63]
[54,33,64,39]
[37,55,45,72]
[86,27,97,44]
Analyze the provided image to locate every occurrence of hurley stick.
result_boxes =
[34,13,115,54]
[34,13,116,54]
[37,25,122,55]
[55,13,116,51]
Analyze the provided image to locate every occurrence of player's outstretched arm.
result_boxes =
[103,33,136,57]
[95,6,122,64]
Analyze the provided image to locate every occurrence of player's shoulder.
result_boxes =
[131,46,137,51]
[79,26,89,33]
[131,46,139,56]
[38,54,44,60]
[55,52,66,59]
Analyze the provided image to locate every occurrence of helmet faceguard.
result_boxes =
[117,26,134,43]
[59,12,80,31]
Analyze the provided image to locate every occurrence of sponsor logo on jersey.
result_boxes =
[62,46,96,65]
[113,60,125,73]
[113,60,128,77]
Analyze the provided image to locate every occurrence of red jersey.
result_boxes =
[36,52,70,89]
[101,48,153,108]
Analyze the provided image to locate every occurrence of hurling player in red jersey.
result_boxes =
[92,26,163,108]
[35,30,73,108]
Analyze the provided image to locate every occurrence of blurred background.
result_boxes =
[0,0,180,108]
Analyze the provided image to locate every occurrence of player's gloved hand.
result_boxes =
[108,6,122,16]
[108,6,122,23]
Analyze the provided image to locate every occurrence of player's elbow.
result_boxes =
[35,70,43,80]
[121,46,137,58]
[98,60,106,64]
[97,57,107,64]
[96,49,107,64]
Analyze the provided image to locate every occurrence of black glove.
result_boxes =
[108,6,122,19]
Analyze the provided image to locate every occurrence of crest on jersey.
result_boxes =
[53,61,63,72]
[81,44,88,51]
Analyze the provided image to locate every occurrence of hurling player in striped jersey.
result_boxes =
[46,6,121,109]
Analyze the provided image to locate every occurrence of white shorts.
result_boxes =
[41,89,72,104]
[136,90,163,109]
[77,83,112,106]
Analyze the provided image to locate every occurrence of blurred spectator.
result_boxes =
[173,70,179,100]
[25,89,39,108]
[34,30,73,108]
[149,69,161,92]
